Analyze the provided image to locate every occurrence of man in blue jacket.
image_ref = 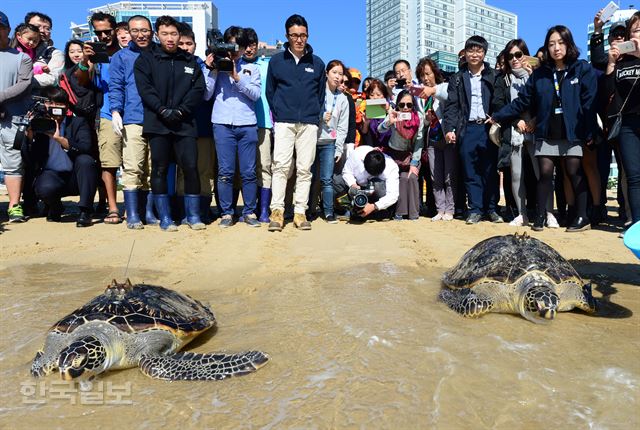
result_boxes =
[109,15,156,229]
[266,14,326,231]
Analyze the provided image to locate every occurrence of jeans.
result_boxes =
[311,142,336,216]
[618,114,640,223]
[213,124,258,216]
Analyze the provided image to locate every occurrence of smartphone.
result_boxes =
[600,1,619,23]
[395,78,407,89]
[408,85,424,97]
[86,41,109,63]
[617,40,637,55]
[523,55,540,68]
[398,112,412,121]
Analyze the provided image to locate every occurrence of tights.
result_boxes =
[537,156,587,220]
[149,134,200,195]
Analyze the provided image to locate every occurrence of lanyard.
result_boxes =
[553,70,564,108]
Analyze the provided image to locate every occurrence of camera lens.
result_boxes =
[353,193,369,209]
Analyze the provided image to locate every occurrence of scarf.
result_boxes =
[395,110,420,141]
[509,71,533,147]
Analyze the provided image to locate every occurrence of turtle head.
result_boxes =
[518,279,559,324]
[58,336,107,381]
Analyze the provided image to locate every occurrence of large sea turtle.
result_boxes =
[439,234,597,323]
[31,280,269,381]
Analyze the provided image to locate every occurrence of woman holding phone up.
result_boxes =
[491,26,597,232]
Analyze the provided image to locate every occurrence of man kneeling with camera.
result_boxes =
[336,145,399,220]
[22,87,98,227]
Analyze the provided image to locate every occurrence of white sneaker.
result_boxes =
[509,214,527,226]
[431,213,444,222]
[546,212,560,228]
[442,213,454,221]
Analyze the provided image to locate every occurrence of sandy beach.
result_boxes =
[1,194,638,429]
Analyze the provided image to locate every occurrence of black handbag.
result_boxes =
[608,75,639,141]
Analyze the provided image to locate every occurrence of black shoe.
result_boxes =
[465,213,482,224]
[531,214,545,231]
[325,214,338,224]
[487,212,504,223]
[46,201,64,222]
[566,216,591,232]
[76,211,93,227]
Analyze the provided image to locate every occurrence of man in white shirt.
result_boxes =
[338,145,399,220]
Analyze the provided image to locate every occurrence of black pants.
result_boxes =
[34,154,98,210]
[148,133,200,195]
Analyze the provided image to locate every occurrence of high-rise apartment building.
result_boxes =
[366,0,516,78]
[71,1,218,59]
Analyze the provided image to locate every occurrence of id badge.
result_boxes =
[554,107,563,115]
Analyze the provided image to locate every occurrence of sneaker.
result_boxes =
[325,214,338,224]
[243,214,261,227]
[442,213,454,221]
[546,212,560,229]
[394,214,404,221]
[509,214,527,227]
[619,229,626,238]
[219,215,234,228]
[268,209,284,232]
[293,213,311,230]
[487,212,504,223]
[431,212,444,222]
[8,204,26,223]
[465,213,482,224]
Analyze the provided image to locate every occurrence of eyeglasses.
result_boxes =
[93,29,114,36]
[37,25,52,32]
[398,102,413,109]
[129,29,151,35]
[287,33,308,40]
[506,51,524,61]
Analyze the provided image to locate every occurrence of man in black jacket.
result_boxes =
[133,15,205,232]
[443,35,502,225]
[24,87,98,227]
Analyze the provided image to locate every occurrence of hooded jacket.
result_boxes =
[266,42,326,125]
[133,44,204,137]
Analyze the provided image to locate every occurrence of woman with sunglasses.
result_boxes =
[378,90,424,220]
[493,39,559,228]
[491,26,598,232]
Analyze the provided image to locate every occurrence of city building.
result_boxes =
[366,0,517,79]
[586,7,638,62]
[71,1,218,59]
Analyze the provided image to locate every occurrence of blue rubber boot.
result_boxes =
[184,194,206,230]
[258,187,271,223]
[123,189,143,229]
[154,194,178,232]
[139,190,159,225]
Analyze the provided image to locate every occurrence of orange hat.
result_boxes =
[349,68,362,81]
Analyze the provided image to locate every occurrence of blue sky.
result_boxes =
[0,0,628,78]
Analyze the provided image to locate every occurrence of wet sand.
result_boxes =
[0,198,638,429]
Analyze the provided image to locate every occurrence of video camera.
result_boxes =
[206,28,238,72]
[348,180,378,210]
[12,96,63,150]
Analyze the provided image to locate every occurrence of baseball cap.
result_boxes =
[0,11,9,28]
[349,68,362,81]
[609,21,627,34]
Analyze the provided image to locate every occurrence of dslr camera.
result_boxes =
[206,28,238,72]
[12,96,62,150]
[348,180,378,210]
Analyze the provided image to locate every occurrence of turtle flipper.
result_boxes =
[138,351,269,381]
[439,288,494,318]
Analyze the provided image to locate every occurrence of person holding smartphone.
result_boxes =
[378,90,424,220]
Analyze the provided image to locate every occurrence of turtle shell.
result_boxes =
[51,280,215,338]
[442,234,581,289]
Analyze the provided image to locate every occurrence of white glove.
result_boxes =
[111,111,123,137]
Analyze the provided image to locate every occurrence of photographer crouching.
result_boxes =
[335,145,399,221]
[21,87,98,226]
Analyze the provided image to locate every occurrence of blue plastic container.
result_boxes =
[623,221,640,259]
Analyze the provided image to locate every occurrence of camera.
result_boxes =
[395,78,407,89]
[348,180,377,210]
[206,29,238,72]
[12,96,61,150]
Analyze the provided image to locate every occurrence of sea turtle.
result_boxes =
[439,234,597,323]
[31,279,269,381]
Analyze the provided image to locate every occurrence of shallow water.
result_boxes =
[0,263,638,429]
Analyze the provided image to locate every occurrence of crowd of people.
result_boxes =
[0,8,638,237]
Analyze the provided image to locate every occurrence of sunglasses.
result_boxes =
[398,102,413,109]
[507,51,524,61]
[93,29,114,36]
